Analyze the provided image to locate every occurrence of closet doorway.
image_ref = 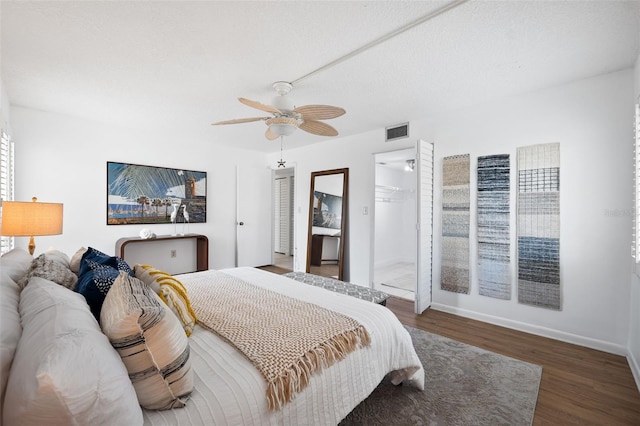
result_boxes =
[374,148,417,300]
[373,141,433,314]
[273,167,295,271]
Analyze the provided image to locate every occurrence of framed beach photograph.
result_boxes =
[107,161,207,225]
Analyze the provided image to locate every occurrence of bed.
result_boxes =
[0,247,424,426]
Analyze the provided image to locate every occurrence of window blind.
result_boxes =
[1,129,15,254]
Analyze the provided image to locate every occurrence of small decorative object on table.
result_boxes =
[139,228,156,239]
[181,205,190,235]
[170,202,179,236]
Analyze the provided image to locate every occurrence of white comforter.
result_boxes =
[142,267,424,426]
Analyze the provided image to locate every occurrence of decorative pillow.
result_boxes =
[42,248,71,268]
[69,246,87,274]
[134,264,197,336]
[101,272,193,410]
[76,247,134,320]
[0,247,33,281]
[3,277,143,426]
[79,246,133,273]
[17,253,78,291]
[0,271,22,422]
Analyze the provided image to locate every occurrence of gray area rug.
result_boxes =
[340,326,541,426]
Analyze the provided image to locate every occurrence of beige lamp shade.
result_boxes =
[1,197,63,254]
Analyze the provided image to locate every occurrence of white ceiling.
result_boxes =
[2,0,639,154]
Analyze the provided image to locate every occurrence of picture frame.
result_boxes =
[107,161,207,225]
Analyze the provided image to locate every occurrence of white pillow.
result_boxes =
[0,248,33,281]
[101,272,193,410]
[69,247,87,274]
[0,271,21,422]
[3,277,143,426]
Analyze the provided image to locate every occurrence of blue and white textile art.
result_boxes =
[517,143,561,310]
[441,154,470,294]
[477,154,511,300]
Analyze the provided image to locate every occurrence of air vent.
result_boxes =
[385,123,409,142]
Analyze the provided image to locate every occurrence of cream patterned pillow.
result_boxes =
[100,272,193,410]
[134,264,197,336]
[69,247,87,274]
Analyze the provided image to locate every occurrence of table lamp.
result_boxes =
[1,197,63,255]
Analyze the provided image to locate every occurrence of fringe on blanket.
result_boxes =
[266,326,371,411]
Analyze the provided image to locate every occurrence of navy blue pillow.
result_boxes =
[76,247,133,320]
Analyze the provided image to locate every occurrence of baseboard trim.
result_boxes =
[628,350,640,392]
[430,303,627,356]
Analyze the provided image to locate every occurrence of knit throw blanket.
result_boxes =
[187,271,371,411]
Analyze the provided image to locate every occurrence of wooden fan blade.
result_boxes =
[265,128,279,140]
[299,119,339,137]
[239,97,282,114]
[294,105,345,120]
[212,117,269,125]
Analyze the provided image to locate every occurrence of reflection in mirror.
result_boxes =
[306,168,349,280]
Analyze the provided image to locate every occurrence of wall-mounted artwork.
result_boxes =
[107,161,206,225]
[312,191,342,230]
[441,154,470,294]
[516,143,560,310]
[477,154,511,300]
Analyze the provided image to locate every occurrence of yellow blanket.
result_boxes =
[187,271,371,410]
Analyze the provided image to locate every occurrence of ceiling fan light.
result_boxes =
[266,117,298,137]
[269,123,297,136]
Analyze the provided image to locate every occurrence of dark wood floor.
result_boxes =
[386,297,640,425]
[257,264,292,275]
[308,263,339,278]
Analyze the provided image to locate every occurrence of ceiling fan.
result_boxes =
[212,82,346,140]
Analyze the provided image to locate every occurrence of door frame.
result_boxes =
[370,146,417,290]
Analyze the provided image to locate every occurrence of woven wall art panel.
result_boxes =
[477,154,511,300]
[441,154,470,294]
[517,143,560,310]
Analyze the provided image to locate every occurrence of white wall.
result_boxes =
[629,54,640,388]
[271,69,634,355]
[0,80,10,133]
[10,106,267,270]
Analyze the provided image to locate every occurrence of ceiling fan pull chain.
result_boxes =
[277,136,286,168]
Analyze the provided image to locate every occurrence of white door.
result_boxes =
[415,140,434,314]
[274,174,293,256]
[236,165,272,267]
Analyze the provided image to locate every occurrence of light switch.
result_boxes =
[363,206,368,215]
